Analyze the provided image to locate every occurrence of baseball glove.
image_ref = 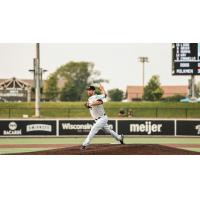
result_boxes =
[84,102,92,109]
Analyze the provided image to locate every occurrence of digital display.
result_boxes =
[172,43,200,75]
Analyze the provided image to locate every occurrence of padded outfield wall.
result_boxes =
[0,118,200,137]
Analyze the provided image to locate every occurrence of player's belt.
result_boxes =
[95,113,106,121]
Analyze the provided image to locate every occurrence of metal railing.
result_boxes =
[0,107,199,118]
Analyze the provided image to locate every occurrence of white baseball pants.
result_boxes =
[82,116,122,146]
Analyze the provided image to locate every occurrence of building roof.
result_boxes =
[127,85,188,93]
[0,78,33,86]
[0,77,47,88]
[162,86,188,93]
[127,85,188,100]
[127,85,143,93]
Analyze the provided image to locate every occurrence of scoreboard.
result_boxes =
[172,43,200,75]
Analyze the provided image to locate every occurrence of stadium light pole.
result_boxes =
[138,57,149,99]
[29,43,47,117]
[35,43,41,117]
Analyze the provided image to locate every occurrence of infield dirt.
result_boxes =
[15,144,200,155]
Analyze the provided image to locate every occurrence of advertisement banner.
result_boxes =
[118,120,175,135]
[177,120,200,136]
[3,119,200,137]
[0,120,56,136]
[59,120,116,135]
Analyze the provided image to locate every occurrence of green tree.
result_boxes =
[60,82,80,101]
[108,88,124,101]
[143,75,164,101]
[45,74,59,101]
[45,61,108,101]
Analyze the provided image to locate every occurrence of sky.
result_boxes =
[0,43,197,91]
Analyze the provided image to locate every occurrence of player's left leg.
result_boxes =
[82,117,107,148]
[102,124,124,144]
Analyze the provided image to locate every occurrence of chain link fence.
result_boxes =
[0,107,200,118]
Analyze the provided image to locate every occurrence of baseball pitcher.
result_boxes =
[81,84,124,149]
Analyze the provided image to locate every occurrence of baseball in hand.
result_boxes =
[99,84,104,91]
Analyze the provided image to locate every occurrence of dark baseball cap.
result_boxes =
[86,86,95,91]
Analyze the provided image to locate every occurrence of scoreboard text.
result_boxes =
[172,43,200,75]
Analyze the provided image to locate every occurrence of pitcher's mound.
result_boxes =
[17,144,200,155]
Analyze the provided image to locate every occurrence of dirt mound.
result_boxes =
[16,144,200,155]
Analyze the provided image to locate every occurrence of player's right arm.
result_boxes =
[99,84,107,98]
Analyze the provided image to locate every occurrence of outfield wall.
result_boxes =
[0,118,200,136]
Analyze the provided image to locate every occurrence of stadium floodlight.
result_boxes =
[35,43,40,117]
[138,57,149,99]
[28,44,47,117]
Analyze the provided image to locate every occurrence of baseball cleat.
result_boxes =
[80,145,87,150]
[119,134,124,144]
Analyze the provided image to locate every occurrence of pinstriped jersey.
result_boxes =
[88,94,106,119]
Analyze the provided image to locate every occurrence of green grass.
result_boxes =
[1,136,200,145]
[0,137,86,144]
[0,148,52,155]
[0,101,200,118]
[183,148,200,152]
[1,137,200,154]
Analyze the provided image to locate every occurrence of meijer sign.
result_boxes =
[118,120,175,135]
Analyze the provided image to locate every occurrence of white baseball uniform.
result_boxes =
[82,94,122,146]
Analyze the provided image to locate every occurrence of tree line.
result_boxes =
[44,61,124,101]
[44,61,197,102]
